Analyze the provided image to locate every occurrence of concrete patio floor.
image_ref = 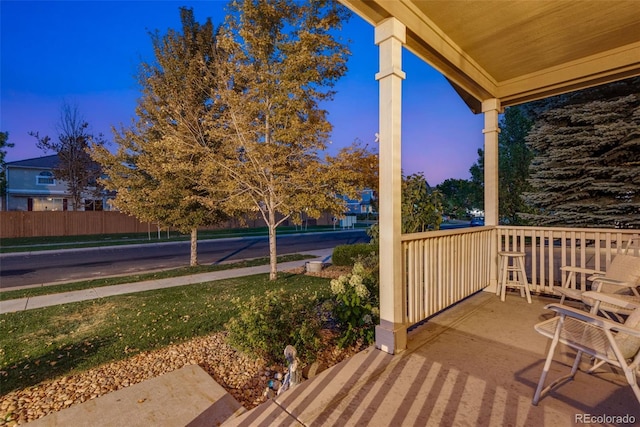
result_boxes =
[225,290,640,426]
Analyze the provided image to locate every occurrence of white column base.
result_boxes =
[375,320,407,355]
[483,281,499,294]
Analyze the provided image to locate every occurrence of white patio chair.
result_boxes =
[532,292,640,405]
[582,277,640,322]
[556,254,640,320]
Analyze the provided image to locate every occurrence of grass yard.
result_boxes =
[0,272,332,395]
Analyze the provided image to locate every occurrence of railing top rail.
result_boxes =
[496,225,639,235]
[402,225,637,243]
[401,226,494,242]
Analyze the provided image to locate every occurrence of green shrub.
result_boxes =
[366,224,379,247]
[332,243,377,266]
[225,289,322,363]
[330,261,379,347]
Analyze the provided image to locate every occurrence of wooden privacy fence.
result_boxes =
[1,211,151,238]
[0,211,336,238]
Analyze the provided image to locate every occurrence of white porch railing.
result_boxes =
[497,226,639,294]
[402,227,495,325]
[402,226,639,327]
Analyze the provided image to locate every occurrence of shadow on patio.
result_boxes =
[224,291,640,426]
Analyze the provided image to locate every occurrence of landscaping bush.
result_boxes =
[330,260,379,347]
[366,224,379,247]
[225,289,323,363]
[332,243,377,266]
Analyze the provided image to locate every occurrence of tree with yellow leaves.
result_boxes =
[206,0,373,280]
[93,8,229,266]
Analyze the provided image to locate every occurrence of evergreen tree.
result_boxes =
[498,106,534,224]
[437,178,479,219]
[93,8,228,266]
[469,148,484,212]
[523,78,640,228]
[469,105,534,224]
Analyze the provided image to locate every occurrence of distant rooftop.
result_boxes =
[6,154,59,169]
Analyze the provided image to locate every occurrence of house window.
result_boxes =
[36,171,55,185]
[84,199,104,211]
[31,197,65,211]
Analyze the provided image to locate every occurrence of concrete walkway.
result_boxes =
[0,249,333,314]
[26,365,246,427]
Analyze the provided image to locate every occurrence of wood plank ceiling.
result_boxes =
[340,0,640,112]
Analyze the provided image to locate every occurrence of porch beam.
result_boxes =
[375,17,407,355]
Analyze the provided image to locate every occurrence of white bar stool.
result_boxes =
[497,251,531,303]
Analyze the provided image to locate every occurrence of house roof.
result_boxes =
[340,0,640,112]
[6,154,60,169]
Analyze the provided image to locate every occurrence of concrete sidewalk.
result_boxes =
[0,249,333,314]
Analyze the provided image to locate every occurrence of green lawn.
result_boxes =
[0,273,332,395]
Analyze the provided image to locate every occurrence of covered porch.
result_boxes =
[338,0,640,354]
[226,292,640,425]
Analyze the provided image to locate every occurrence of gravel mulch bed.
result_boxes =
[0,266,364,426]
[1,331,363,426]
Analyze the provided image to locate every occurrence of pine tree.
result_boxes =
[523,78,640,228]
[469,105,534,224]
[468,148,485,212]
[498,106,534,224]
[437,178,479,219]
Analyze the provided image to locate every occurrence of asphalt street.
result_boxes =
[0,229,369,288]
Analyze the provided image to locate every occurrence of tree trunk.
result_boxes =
[190,227,198,267]
[268,214,277,281]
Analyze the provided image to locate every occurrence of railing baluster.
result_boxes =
[540,230,545,292]
[531,229,538,289]
[547,229,554,294]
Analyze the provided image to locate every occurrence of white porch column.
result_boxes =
[482,98,501,226]
[374,17,406,354]
[482,98,501,291]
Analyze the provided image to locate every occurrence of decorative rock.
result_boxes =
[263,388,275,399]
[0,329,365,425]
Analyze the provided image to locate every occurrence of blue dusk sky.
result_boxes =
[1,0,484,186]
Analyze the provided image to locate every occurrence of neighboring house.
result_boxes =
[4,154,112,211]
[343,189,376,215]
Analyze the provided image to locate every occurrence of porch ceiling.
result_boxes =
[340,0,640,112]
